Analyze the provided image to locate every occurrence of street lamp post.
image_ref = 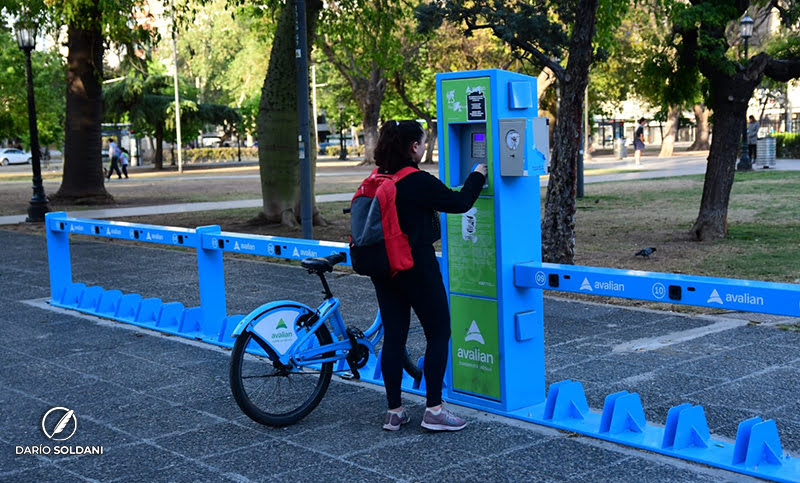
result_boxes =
[338,104,347,160]
[15,22,49,222]
[737,14,754,171]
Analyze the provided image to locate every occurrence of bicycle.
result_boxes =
[229,252,423,426]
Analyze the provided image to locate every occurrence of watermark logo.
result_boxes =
[16,408,104,456]
[42,407,77,441]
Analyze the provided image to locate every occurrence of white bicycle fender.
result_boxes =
[230,300,314,338]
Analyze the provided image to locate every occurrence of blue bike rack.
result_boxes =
[44,211,800,482]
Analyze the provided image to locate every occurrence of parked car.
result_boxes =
[0,148,32,166]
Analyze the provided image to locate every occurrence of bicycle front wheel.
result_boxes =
[230,322,333,426]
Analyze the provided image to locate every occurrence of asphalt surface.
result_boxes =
[2,229,799,482]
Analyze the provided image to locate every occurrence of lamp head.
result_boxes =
[740,15,754,40]
[15,21,37,50]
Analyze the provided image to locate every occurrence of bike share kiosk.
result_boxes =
[437,69,549,412]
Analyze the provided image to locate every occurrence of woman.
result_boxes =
[371,120,487,431]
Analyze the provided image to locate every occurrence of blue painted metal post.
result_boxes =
[196,225,227,335]
[45,212,72,302]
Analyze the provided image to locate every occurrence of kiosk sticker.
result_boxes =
[450,295,500,400]
[467,91,486,121]
[447,198,496,298]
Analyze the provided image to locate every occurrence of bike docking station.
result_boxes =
[434,69,800,482]
[41,68,799,481]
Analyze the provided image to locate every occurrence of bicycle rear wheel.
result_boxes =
[230,320,333,426]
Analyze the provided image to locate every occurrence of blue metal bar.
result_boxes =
[200,231,350,265]
[515,262,800,318]
[45,213,197,247]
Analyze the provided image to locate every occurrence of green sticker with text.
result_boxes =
[450,295,500,400]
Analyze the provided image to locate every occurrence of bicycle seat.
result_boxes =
[301,252,347,273]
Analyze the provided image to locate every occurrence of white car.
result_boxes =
[0,148,32,166]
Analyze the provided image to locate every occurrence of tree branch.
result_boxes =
[764,56,800,82]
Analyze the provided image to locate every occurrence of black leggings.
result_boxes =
[371,255,451,409]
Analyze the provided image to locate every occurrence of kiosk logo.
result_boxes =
[707,289,724,304]
[464,320,485,344]
[42,407,77,441]
[580,278,593,291]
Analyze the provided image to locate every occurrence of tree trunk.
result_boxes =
[658,105,680,157]
[357,70,385,166]
[424,121,437,163]
[154,122,164,170]
[541,0,598,264]
[256,0,324,226]
[689,74,760,240]
[688,104,710,151]
[537,67,557,104]
[53,5,112,205]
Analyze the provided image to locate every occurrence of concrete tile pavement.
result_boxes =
[1,229,796,481]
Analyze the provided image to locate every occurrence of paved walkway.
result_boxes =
[2,229,798,481]
[2,153,797,226]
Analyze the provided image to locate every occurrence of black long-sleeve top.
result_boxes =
[380,160,485,262]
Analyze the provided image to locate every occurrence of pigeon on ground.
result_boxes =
[635,247,657,258]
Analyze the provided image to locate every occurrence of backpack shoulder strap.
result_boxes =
[392,166,419,182]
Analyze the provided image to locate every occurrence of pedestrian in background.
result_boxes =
[106,139,122,180]
[634,117,646,166]
[120,147,130,179]
[747,115,760,165]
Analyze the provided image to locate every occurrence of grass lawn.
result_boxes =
[3,168,798,313]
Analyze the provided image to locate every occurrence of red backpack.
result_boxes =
[349,166,418,277]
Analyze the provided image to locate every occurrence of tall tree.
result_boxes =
[48,0,152,203]
[418,0,628,264]
[389,24,520,163]
[672,1,800,240]
[255,0,325,227]
[319,0,412,165]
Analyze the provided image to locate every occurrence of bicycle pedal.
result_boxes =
[338,369,361,381]
[346,326,365,340]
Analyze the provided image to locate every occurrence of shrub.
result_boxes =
[323,145,366,157]
[772,133,800,159]
[182,147,257,163]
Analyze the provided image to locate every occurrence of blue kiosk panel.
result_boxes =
[437,69,547,412]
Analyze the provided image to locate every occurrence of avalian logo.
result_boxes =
[464,320,485,344]
[234,241,240,250]
[707,289,724,304]
[276,319,288,330]
[292,247,300,257]
[580,278,593,291]
[41,407,77,441]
